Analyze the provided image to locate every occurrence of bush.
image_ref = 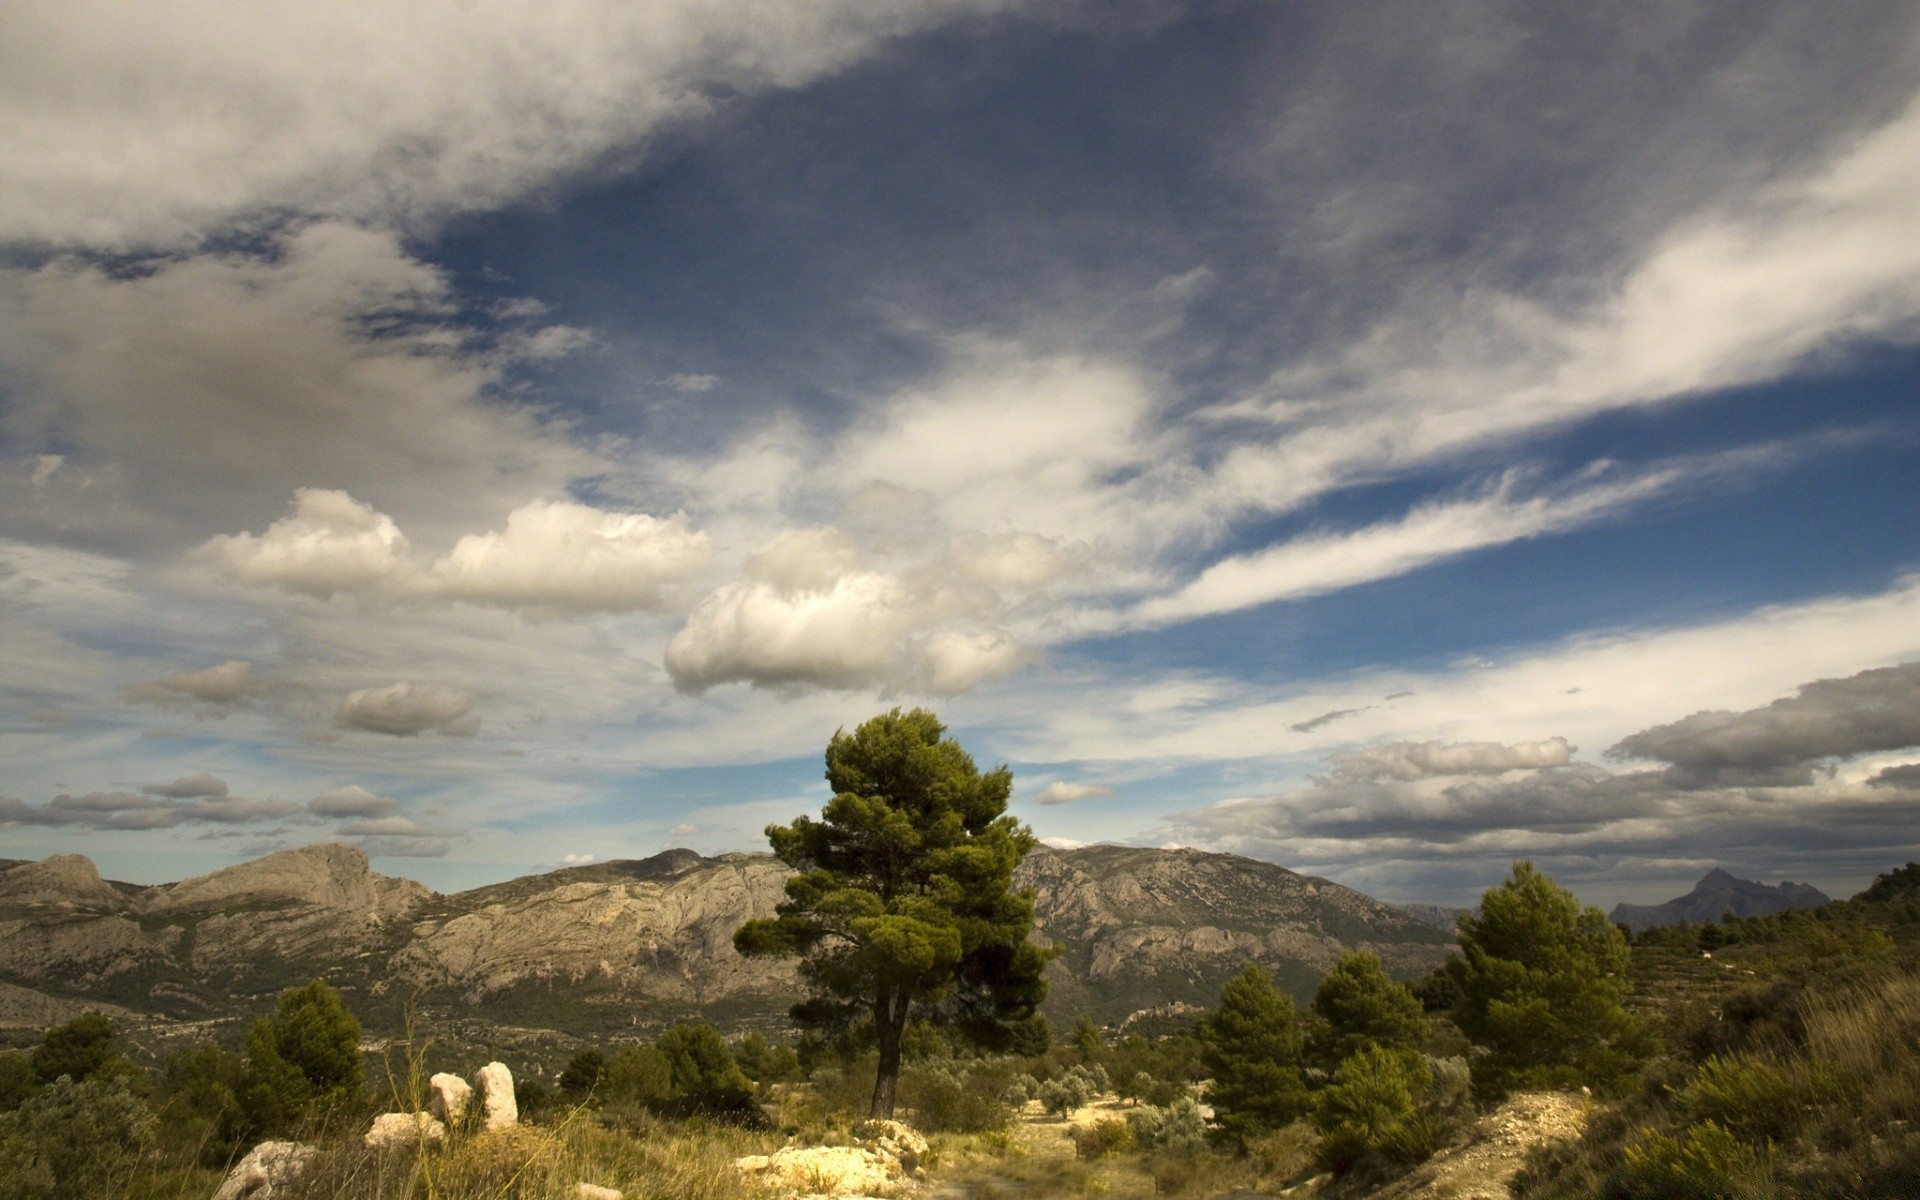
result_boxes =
[900,1061,1015,1133]
[1198,966,1310,1144]
[155,1043,250,1166]
[1618,1121,1772,1199]
[1072,1117,1133,1160]
[601,1044,673,1108]
[28,1012,115,1086]
[559,1048,606,1096]
[731,1030,800,1084]
[1312,1044,1434,1173]
[1680,1055,1824,1144]
[243,978,364,1132]
[0,1055,32,1113]
[0,1075,154,1200]
[1126,1096,1209,1153]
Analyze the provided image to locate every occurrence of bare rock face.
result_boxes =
[393,851,797,1005]
[365,1111,446,1149]
[472,1061,517,1131]
[575,1186,623,1200]
[210,1141,317,1200]
[0,855,128,910]
[1017,844,1454,1019]
[429,1072,471,1124]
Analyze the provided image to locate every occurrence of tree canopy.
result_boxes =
[734,707,1051,1118]
[1198,965,1309,1144]
[1452,861,1645,1097]
[1307,951,1429,1071]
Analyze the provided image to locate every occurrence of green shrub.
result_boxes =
[559,1047,606,1096]
[0,1055,33,1113]
[601,1044,673,1107]
[1127,1097,1209,1153]
[242,978,364,1132]
[731,1030,800,1084]
[1072,1117,1133,1160]
[28,1012,116,1085]
[1312,1044,1434,1173]
[1618,1121,1772,1199]
[0,1075,154,1200]
[156,1043,250,1166]
[900,1061,1015,1132]
[1680,1054,1824,1144]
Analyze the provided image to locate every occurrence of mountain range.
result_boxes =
[0,842,1453,1041]
[1608,867,1830,932]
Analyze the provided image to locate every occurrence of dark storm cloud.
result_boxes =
[1609,662,1920,787]
[0,787,301,831]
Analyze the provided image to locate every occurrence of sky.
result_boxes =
[2,0,1917,908]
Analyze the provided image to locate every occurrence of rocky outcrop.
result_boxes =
[737,1121,926,1198]
[210,1141,317,1200]
[392,851,796,1005]
[429,1072,471,1124]
[472,1061,517,1131]
[1610,868,1830,932]
[0,855,129,910]
[365,1111,446,1149]
[1017,845,1454,1017]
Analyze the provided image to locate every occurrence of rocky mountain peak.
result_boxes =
[0,854,127,910]
[144,841,431,917]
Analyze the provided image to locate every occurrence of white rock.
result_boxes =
[575,1186,623,1200]
[735,1145,903,1197]
[430,1072,472,1123]
[364,1110,447,1150]
[211,1141,317,1200]
[472,1060,518,1131]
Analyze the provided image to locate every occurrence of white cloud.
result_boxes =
[200,489,409,598]
[1031,781,1114,806]
[199,490,712,616]
[0,0,1030,247]
[1328,738,1575,782]
[429,499,710,615]
[664,528,1031,694]
[309,785,399,818]
[563,851,599,863]
[336,681,477,737]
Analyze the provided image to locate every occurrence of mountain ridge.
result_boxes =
[1609,867,1830,932]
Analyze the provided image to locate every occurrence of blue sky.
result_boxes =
[2,1,1917,907]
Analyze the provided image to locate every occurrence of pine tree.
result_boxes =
[242,978,363,1130]
[1198,965,1309,1144]
[1307,951,1429,1071]
[734,708,1051,1118]
[1452,861,1645,1097]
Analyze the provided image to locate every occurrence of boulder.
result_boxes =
[429,1071,472,1123]
[364,1110,447,1150]
[575,1186,623,1200]
[472,1060,518,1131]
[210,1141,317,1200]
[859,1119,928,1173]
[735,1144,903,1197]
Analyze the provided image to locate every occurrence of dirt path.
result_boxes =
[1348,1091,1589,1200]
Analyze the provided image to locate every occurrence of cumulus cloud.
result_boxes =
[1329,737,1575,783]
[1032,781,1114,806]
[664,528,1034,694]
[335,813,455,858]
[336,682,477,737]
[428,499,710,615]
[199,490,710,615]
[1869,763,1920,788]
[123,661,262,713]
[1609,661,1920,787]
[142,773,230,799]
[308,785,399,818]
[200,489,409,598]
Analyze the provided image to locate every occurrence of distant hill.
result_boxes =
[1855,861,1920,905]
[1610,867,1830,932]
[0,842,1453,1038]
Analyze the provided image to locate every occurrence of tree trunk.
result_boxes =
[869,989,908,1119]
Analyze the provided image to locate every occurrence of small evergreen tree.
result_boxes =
[1313,1044,1433,1172]
[1198,965,1309,1144]
[656,1023,753,1110]
[1307,951,1429,1071]
[1452,861,1644,1097]
[559,1048,606,1096]
[242,979,363,1130]
[29,1013,115,1085]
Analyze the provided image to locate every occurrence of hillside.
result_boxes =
[0,841,1453,1038]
